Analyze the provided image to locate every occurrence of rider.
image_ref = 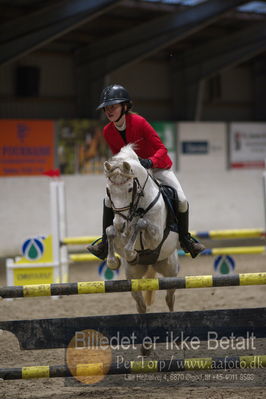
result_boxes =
[87,84,205,259]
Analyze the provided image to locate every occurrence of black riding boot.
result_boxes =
[175,202,205,258]
[86,201,114,260]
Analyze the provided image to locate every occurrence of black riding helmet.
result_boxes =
[97,84,132,110]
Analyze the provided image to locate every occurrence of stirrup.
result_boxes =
[87,237,108,260]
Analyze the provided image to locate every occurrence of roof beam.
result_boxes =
[122,0,184,12]
[173,22,266,81]
[76,0,249,78]
[171,22,266,120]
[0,0,123,66]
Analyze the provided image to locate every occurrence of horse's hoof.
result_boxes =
[107,256,121,270]
[137,304,146,314]
[126,253,139,265]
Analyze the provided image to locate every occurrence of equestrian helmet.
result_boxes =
[97,84,132,110]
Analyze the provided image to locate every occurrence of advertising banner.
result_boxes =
[56,119,108,174]
[229,123,266,168]
[0,119,177,176]
[178,123,226,171]
[0,120,55,176]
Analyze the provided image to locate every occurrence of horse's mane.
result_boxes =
[112,144,139,162]
[105,144,141,184]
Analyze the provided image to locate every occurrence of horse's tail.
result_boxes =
[144,266,157,307]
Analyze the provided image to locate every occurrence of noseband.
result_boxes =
[106,172,161,222]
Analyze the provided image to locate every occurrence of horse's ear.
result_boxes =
[104,161,112,174]
[122,161,131,174]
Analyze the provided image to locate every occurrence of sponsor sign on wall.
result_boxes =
[229,123,266,169]
[0,120,55,176]
[178,123,226,171]
[182,141,208,154]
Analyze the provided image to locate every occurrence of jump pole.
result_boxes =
[1,354,266,380]
[57,180,68,283]
[69,245,266,263]
[0,272,265,299]
[49,181,61,284]
[50,180,69,283]
[63,228,266,245]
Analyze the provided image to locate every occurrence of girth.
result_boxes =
[128,224,170,265]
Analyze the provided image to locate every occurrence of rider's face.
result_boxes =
[104,104,122,122]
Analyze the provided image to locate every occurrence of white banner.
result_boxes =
[178,122,226,171]
[230,123,266,168]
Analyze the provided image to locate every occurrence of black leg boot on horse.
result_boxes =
[175,202,205,258]
[87,201,114,260]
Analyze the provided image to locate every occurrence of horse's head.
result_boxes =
[104,145,148,231]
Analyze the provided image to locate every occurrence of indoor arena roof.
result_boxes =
[0,0,266,68]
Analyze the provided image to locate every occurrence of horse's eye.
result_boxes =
[128,187,133,193]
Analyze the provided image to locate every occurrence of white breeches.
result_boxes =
[153,168,188,213]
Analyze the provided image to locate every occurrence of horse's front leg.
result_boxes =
[124,218,147,263]
[124,218,159,263]
[106,225,121,270]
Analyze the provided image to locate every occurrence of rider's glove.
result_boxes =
[139,158,153,169]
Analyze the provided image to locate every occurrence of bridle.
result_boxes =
[106,164,172,265]
[106,171,161,222]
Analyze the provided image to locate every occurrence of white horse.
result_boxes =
[104,145,179,316]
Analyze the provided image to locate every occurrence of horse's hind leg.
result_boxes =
[125,264,148,314]
[154,253,179,312]
[126,263,155,357]
[165,289,175,312]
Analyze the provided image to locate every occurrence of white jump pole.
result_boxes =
[58,181,69,283]
[49,181,61,285]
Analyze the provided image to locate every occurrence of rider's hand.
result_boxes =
[139,158,153,169]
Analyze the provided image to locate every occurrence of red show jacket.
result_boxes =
[103,113,172,169]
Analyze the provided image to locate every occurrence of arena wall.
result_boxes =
[0,167,264,257]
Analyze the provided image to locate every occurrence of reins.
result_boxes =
[106,171,161,222]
